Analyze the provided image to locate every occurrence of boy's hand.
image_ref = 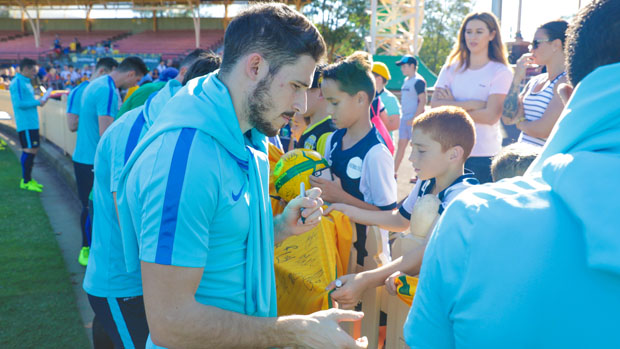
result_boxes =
[323,203,349,216]
[384,271,403,296]
[309,174,345,204]
[326,273,369,310]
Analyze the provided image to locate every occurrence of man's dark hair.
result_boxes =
[219,3,326,77]
[180,49,209,69]
[19,58,37,71]
[182,53,222,85]
[117,56,148,76]
[95,57,119,72]
[565,0,620,86]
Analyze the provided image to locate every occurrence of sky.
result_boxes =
[473,0,594,41]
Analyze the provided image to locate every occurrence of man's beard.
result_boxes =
[247,75,281,137]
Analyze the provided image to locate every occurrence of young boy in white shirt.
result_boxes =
[324,106,478,308]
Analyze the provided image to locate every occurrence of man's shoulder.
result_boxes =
[443,176,555,229]
[140,126,222,163]
[87,75,111,91]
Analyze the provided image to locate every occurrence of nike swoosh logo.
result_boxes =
[232,183,245,201]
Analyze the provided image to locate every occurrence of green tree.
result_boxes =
[304,0,369,61]
[418,0,472,74]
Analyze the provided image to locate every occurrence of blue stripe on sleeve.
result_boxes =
[67,82,85,113]
[378,202,398,211]
[107,298,134,348]
[17,79,23,99]
[67,89,75,112]
[155,128,197,265]
[124,111,146,164]
[399,206,411,220]
[106,76,115,116]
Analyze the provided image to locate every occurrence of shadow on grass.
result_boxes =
[0,148,90,348]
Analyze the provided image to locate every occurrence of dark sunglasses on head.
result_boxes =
[530,38,553,50]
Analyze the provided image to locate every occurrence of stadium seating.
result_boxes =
[0,31,29,42]
[0,31,126,60]
[112,30,224,59]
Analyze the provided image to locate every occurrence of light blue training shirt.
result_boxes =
[9,72,41,132]
[73,75,120,165]
[118,72,277,321]
[66,80,89,116]
[405,62,620,349]
[83,80,182,298]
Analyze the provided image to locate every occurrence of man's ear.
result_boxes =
[244,53,268,82]
[178,66,188,79]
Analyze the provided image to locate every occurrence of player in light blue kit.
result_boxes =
[9,58,47,192]
[72,56,147,266]
[66,57,118,133]
[82,54,221,349]
[118,4,367,349]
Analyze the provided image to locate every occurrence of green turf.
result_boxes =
[0,146,90,348]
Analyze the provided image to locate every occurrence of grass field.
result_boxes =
[0,146,90,348]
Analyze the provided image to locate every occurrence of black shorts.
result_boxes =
[18,129,40,149]
[87,294,149,349]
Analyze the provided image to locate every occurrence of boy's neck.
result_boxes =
[431,164,466,195]
[309,111,328,127]
[343,111,372,148]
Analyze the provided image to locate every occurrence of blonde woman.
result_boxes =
[431,12,513,183]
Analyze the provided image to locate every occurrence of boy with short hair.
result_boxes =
[491,142,539,182]
[325,106,478,307]
[294,64,336,153]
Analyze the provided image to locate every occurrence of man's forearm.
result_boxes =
[67,113,79,132]
[274,213,291,243]
[149,299,305,348]
[98,115,114,136]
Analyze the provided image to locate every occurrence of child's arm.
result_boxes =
[325,203,409,232]
[326,240,427,309]
[309,174,380,211]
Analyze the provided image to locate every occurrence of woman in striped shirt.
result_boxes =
[502,20,568,147]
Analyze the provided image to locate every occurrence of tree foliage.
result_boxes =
[418,0,472,74]
[304,0,369,62]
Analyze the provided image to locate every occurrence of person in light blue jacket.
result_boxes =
[405,1,620,348]
[9,58,47,192]
[82,54,221,349]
